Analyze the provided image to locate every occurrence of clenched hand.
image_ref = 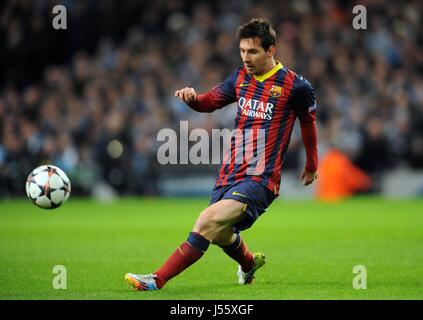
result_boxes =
[175,87,197,103]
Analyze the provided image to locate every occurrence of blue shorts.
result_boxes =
[208,180,277,233]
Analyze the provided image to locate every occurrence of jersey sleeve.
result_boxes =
[292,75,318,172]
[187,69,238,113]
[291,75,317,123]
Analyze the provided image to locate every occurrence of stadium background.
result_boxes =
[0,0,422,300]
[1,0,422,199]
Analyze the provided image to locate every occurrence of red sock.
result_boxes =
[154,232,209,288]
[221,234,254,272]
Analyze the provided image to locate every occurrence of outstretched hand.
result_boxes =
[300,169,317,186]
[175,87,197,103]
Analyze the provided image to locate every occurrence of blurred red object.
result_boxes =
[316,148,372,202]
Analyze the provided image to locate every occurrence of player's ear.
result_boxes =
[267,45,276,57]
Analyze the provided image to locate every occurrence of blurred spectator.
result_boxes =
[355,117,394,174]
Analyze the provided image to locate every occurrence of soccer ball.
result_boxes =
[25,165,71,209]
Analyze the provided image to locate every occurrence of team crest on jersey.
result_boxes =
[269,85,282,97]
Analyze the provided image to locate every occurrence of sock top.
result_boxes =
[187,231,210,252]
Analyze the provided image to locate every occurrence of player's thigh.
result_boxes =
[207,199,246,226]
[193,199,244,244]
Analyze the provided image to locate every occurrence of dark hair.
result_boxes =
[237,18,276,51]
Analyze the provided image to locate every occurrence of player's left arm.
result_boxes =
[291,76,318,186]
[175,70,238,113]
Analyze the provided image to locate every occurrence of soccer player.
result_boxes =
[125,18,318,291]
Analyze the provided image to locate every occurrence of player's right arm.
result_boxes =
[174,70,238,113]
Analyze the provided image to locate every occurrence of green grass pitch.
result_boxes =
[0,197,422,300]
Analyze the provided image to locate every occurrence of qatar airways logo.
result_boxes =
[238,97,274,120]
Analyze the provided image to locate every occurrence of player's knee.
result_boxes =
[200,207,221,225]
[193,208,222,242]
[193,214,210,234]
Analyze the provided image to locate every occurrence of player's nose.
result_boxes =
[241,53,249,62]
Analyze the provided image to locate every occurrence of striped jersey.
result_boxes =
[189,62,317,195]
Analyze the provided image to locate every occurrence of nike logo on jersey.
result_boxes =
[239,83,250,87]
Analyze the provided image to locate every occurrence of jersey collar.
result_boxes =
[253,61,283,82]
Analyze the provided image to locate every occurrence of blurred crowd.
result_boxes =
[1,0,422,196]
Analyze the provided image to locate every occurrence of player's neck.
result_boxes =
[255,59,277,76]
